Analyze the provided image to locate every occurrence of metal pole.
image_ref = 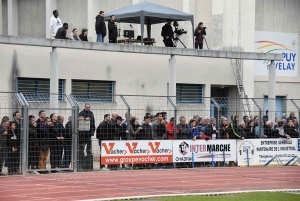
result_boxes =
[246,148,249,167]
[169,55,176,105]
[50,47,59,110]
[211,153,214,167]
[21,104,29,175]
[192,152,194,168]
[268,60,276,123]
[72,105,79,172]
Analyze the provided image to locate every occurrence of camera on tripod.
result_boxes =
[173,21,187,36]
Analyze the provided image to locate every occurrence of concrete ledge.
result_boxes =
[0,35,283,61]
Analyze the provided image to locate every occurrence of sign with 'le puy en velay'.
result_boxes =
[254,31,298,77]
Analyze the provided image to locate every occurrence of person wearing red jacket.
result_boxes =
[166,117,179,139]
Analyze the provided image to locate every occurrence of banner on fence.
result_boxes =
[101,140,173,165]
[236,139,298,167]
[298,138,300,166]
[172,140,237,163]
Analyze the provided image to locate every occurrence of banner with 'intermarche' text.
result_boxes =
[255,31,298,76]
[172,140,237,163]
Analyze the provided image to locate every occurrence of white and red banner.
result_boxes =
[172,140,237,163]
[101,140,173,165]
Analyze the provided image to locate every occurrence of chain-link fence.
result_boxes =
[0,93,299,175]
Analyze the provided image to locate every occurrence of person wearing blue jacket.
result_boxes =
[189,119,199,140]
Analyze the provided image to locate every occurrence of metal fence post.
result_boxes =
[211,98,220,138]
[72,105,79,172]
[167,96,177,139]
[291,100,300,137]
[17,93,29,175]
[252,99,262,136]
[120,95,130,136]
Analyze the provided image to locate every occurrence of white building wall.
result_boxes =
[254,0,300,98]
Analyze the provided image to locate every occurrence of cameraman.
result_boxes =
[161,19,174,47]
[194,22,206,49]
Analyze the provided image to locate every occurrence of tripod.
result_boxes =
[204,37,209,50]
[172,35,187,48]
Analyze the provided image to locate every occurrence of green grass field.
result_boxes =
[116,192,300,201]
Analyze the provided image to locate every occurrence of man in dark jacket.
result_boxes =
[63,116,72,168]
[50,113,65,170]
[95,11,106,42]
[137,115,152,140]
[55,23,69,39]
[108,15,118,43]
[13,111,21,136]
[229,115,246,140]
[176,116,189,139]
[79,29,88,41]
[206,117,218,139]
[194,22,206,49]
[161,19,174,47]
[79,103,95,155]
[28,115,39,171]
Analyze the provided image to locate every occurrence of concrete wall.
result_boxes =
[56,0,87,39]
[0,43,236,96]
[1,0,8,35]
[18,0,46,37]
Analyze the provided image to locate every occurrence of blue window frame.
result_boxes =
[176,84,204,104]
[17,78,64,101]
[72,80,114,102]
[264,96,284,119]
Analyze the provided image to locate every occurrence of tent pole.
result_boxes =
[140,14,144,45]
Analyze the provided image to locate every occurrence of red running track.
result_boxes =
[0,167,300,201]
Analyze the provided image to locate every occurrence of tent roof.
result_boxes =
[103,2,193,24]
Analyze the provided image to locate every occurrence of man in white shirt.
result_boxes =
[50,10,62,39]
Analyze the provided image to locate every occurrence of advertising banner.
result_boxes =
[236,139,298,167]
[298,138,300,166]
[172,140,237,163]
[255,31,298,76]
[101,140,173,165]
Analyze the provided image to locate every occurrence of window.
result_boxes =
[176,84,204,104]
[17,78,64,101]
[72,80,114,102]
[264,96,285,118]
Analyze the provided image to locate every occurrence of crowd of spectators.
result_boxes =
[0,103,299,174]
[50,10,118,43]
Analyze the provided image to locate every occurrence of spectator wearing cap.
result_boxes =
[166,117,178,139]
[255,120,267,138]
[136,115,152,140]
[176,116,189,139]
[79,29,89,41]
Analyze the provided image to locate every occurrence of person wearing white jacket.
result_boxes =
[50,10,62,39]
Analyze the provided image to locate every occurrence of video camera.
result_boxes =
[173,21,187,36]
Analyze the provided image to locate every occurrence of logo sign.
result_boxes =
[101,140,172,165]
[254,31,298,76]
[173,140,237,163]
[236,139,298,167]
[298,139,300,152]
